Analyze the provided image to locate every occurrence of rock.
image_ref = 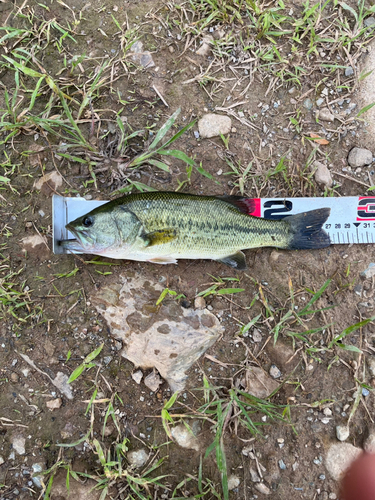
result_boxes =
[10,372,19,383]
[52,372,73,400]
[318,108,335,122]
[303,98,313,110]
[278,459,286,470]
[171,421,200,451]
[61,422,75,439]
[345,66,354,77]
[31,463,44,489]
[242,366,279,398]
[43,339,55,357]
[364,431,375,453]
[21,234,50,260]
[12,435,26,455]
[348,147,373,167]
[367,357,375,377]
[28,144,45,167]
[130,40,155,68]
[33,170,63,195]
[365,17,375,27]
[227,475,240,490]
[250,467,261,482]
[47,473,102,499]
[325,443,362,480]
[336,425,350,442]
[196,35,213,56]
[252,329,262,343]
[194,296,206,310]
[198,114,232,138]
[144,370,162,392]
[361,263,375,279]
[269,365,282,379]
[127,449,148,468]
[255,483,271,495]
[46,398,62,410]
[132,370,143,384]
[93,276,222,392]
[311,160,333,187]
[0,456,4,466]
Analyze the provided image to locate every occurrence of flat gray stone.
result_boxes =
[93,277,222,392]
[198,114,231,138]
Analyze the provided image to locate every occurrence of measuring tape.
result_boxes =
[52,195,375,254]
[250,196,375,245]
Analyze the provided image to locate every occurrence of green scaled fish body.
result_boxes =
[60,191,331,269]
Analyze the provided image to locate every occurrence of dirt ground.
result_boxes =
[1,0,375,499]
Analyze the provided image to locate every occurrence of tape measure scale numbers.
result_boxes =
[249,196,375,245]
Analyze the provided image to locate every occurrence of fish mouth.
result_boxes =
[58,238,85,252]
[61,224,95,252]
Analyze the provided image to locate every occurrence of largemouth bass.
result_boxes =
[59,191,331,269]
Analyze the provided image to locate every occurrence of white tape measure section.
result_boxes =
[255,197,375,245]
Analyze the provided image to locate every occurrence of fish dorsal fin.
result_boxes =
[141,228,177,246]
[217,196,256,215]
[217,251,247,270]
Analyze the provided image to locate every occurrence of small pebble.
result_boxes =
[255,483,271,495]
[303,98,313,110]
[227,475,240,490]
[250,467,261,482]
[132,370,143,384]
[362,388,370,397]
[252,329,262,342]
[345,66,354,77]
[278,459,286,470]
[336,424,350,442]
[194,296,206,310]
[269,364,282,379]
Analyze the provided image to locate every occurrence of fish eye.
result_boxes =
[82,216,94,227]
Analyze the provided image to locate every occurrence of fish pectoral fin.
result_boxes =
[217,251,247,270]
[141,228,177,247]
[147,257,178,265]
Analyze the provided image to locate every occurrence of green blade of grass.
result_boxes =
[148,108,181,151]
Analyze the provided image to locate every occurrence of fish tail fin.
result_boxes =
[286,208,331,249]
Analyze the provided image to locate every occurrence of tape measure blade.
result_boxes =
[256,196,375,245]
